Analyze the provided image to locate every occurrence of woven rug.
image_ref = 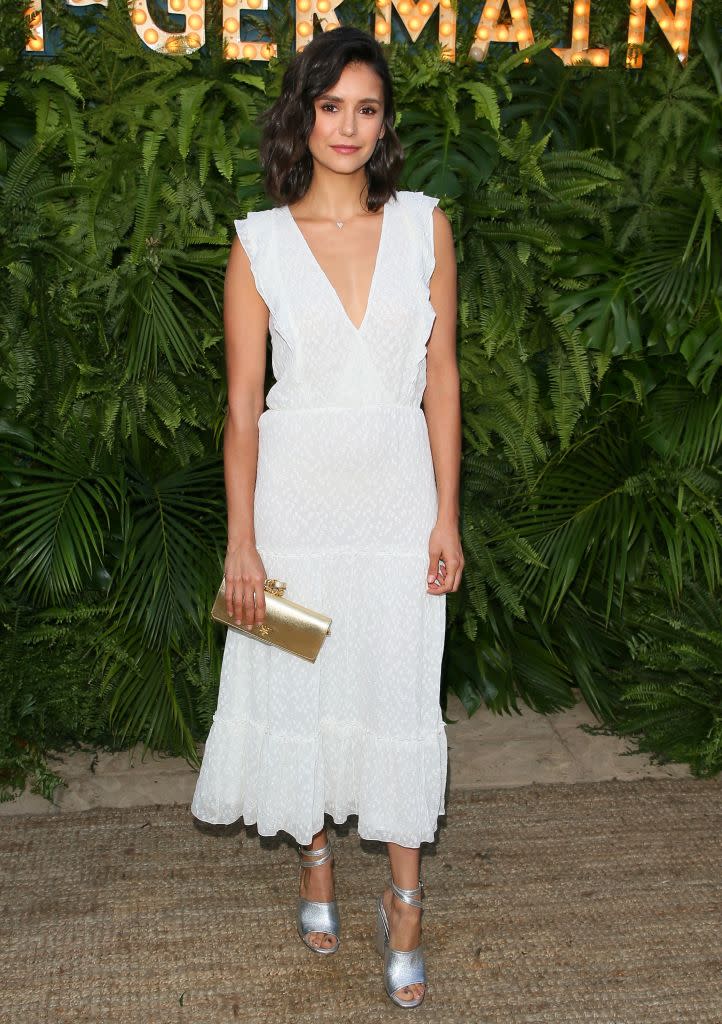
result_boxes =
[2,776,721,1024]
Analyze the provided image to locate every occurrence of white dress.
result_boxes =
[190,189,448,847]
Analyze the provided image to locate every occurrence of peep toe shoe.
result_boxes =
[297,839,340,955]
[375,877,427,1008]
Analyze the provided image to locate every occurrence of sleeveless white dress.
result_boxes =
[190,189,448,847]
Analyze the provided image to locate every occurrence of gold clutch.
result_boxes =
[211,577,332,663]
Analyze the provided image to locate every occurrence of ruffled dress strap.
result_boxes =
[404,192,440,285]
[233,209,274,309]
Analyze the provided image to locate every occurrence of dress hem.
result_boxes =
[190,711,448,847]
[190,806,446,848]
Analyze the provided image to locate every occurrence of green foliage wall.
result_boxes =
[1,0,721,800]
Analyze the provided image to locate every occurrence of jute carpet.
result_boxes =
[2,776,721,1024]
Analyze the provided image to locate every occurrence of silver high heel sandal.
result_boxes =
[375,877,427,1008]
[297,839,341,955]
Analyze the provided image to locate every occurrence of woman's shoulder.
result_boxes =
[232,206,280,257]
[393,191,442,232]
[393,192,446,278]
[234,206,278,230]
[394,189,440,210]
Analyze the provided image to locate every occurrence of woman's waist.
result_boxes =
[255,404,434,487]
[258,405,429,455]
[259,403,425,420]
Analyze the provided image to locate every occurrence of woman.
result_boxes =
[191,25,463,1008]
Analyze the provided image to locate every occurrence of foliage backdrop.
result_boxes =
[1,0,721,799]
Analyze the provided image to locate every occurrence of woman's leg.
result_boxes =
[383,842,426,1003]
[299,825,337,949]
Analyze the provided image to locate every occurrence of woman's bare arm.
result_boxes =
[222,234,270,625]
[422,206,465,594]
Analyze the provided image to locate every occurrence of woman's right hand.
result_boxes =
[224,541,267,628]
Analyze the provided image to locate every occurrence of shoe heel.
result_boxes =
[374,896,388,958]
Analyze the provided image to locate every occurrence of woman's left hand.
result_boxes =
[427,520,464,594]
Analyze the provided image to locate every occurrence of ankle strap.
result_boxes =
[298,841,332,867]
[391,877,424,908]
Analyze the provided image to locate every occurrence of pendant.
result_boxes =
[336,221,344,229]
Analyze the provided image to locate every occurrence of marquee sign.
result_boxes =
[24,0,694,69]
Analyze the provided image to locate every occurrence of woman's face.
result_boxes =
[307,61,386,173]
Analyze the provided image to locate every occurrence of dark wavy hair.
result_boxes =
[257,27,404,212]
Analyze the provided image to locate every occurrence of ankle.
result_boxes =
[391,894,422,921]
[299,851,335,900]
[388,878,423,904]
[301,829,328,850]
[384,885,422,916]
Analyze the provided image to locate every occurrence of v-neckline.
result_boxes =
[282,200,389,335]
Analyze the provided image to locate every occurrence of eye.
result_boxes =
[318,102,380,116]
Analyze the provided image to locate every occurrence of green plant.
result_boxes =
[585,575,722,776]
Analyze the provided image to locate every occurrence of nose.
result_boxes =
[339,114,357,137]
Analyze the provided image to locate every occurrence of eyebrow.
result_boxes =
[317,93,382,104]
